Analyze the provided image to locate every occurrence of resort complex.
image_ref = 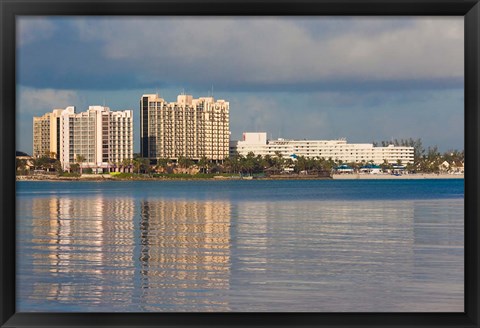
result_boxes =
[33,106,133,172]
[230,132,415,165]
[27,92,464,177]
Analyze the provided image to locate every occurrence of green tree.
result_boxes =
[133,158,143,174]
[197,156,209,174]
[76,154,86,175]
[273,155,285,172]
[155,158,170,173]
[16,158,27,175]
[53,159,63,174]
[295,156,307,173]
[69,163,80,173]
[177,156,193,170]
[284,158,294,170]
[122,158,132,173]
[224,154,241,174]
[381,159,392,172]
[133,157,150,174]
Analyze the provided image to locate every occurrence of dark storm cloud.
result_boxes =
[18,17,463,92]
[16,16,464,154]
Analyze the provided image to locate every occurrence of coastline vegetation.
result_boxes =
[17,139,464,180]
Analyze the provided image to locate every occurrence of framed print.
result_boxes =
[1,0,479,327]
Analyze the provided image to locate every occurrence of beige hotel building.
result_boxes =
[33,106,133,172]
[140,94,230,163]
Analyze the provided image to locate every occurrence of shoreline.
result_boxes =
[332,173,464,180]
[16,173,464,182]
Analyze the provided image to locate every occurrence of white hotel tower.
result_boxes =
[33,106,133,171]
[230,132,414,165]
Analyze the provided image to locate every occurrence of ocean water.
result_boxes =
[16,179,464,312]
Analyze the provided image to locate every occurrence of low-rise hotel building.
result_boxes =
[33,106,133,171]
[230,132,414,165]
[140,94,230,162]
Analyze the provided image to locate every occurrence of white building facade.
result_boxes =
[34,106,133,171]
[140,94,230,162]
[230,132,414,165]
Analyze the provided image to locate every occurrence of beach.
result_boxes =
[332,173,464,180]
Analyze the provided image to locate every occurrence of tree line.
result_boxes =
[17,138,465,176]
[372,138,464,173]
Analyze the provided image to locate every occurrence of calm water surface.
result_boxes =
[16,179,464,312]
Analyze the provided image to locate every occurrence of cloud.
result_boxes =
[18,17,463,91]
[17,87,82,115]
[17,18,56,46]
[228,92,333,141]
[15,18,465,153]
[15,87,82,153]
[82,17,463,81]
[228,88,463,152]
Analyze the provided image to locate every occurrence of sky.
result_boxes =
[16,16,464,154]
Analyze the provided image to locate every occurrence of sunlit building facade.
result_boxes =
[230,132,414,165]
[33,113,53,158]
[33,106,133,171]
[140,94,230,162]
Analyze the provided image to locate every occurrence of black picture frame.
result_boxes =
[1,0,478,327]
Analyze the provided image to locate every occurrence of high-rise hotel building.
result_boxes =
[33,106,133,171]
[140,94,230,162]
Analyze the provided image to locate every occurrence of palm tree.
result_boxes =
[228,154,242,174]
[241,152,256,175]
[69,163,80,174]
[295,156,307,173]
[284,158,294,170]
[155,158,170,173]
[198,156,209,174]
[261,155,274,170]
[53,159,63,174]
[177,156,193,170]
[223,156,238,174]
[76,154,86,175]
[122,158,132,173]
[142,158,152,175]
[380,159,389,172]
[132,158,149,174]
[273,151,283,168]
[133,158,141,174]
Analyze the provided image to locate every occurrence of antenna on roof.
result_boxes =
[211,85,214,98]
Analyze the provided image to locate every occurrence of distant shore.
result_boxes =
[17,172,464,182]
[332,173,464,180]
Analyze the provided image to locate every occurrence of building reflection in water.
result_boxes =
[29,196,136,308]
[139,199,231,311]
[25,196,232,311]
[19,195,462,312]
